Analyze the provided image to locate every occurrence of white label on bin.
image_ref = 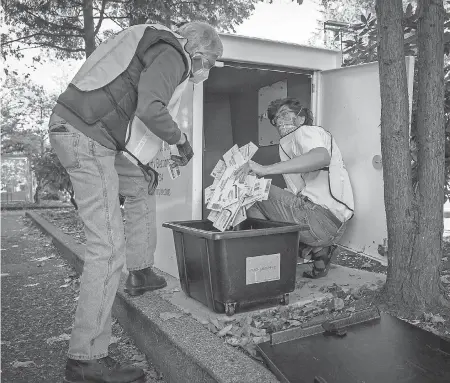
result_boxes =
[246,253,280,285]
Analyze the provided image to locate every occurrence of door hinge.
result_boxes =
[311,83,315,93]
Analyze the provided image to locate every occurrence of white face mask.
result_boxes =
[190,54,211,84]
[191,68,209,84]
[278,124,297,138]
[274,108,305,137]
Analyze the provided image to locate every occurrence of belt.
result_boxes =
[300,195,343,228]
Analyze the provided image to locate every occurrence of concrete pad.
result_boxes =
[154,261,386,325]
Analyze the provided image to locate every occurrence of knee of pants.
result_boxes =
[247,205,267,220]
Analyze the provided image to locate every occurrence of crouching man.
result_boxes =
[237,98,354,280]
[49,22,222,383]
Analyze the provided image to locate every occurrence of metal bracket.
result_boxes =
[270,306,381,345]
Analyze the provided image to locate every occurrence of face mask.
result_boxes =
[274,108,305,137]
[191,68,209,84]
[278,124,297,138]
[191,55,210,84]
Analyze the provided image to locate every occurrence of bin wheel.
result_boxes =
[281,293,289,306]
[225,302,236,316]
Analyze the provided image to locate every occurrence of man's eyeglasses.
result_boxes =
[192,53,214,71]
[272,109,296,126]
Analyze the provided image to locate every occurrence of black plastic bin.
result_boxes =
[162,218,302,316]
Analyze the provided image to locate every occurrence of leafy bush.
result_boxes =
[40,192,60,201]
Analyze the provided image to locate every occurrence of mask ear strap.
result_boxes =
[296,108,307,125]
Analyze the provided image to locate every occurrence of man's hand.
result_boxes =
[139,163,159,195]
[234,160,268,181]
[171,133,193,166]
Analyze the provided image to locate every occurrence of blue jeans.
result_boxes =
[49,113,156,360]
[247,185,346,250]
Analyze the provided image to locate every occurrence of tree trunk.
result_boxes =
[376,0,447,313]
[412,0,446,305]
[83,0,96,57]
[34,184,41,204]
[129,0,148,26]
[375,0,418,311]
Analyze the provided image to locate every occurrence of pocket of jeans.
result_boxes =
[48,114,68,132]
[49,132,80,172]
[306,209,336,244]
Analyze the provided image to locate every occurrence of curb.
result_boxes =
[2,205,73,211]
[26,211,279,383]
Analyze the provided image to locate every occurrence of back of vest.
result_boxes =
[54,27,189,149]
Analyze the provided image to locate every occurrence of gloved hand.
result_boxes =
[170,133,193,166]
[139,163,159,195]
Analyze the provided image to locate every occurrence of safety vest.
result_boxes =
[71,24,191,166]
[279,126,354,220]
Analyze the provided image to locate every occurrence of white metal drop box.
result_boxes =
[152,33,415,278]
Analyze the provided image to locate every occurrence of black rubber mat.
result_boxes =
[257,311,450,383]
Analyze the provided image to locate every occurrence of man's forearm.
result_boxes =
[265,148,330,176]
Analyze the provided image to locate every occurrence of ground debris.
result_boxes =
[423,312,446,325]
[46,333,71,345]
[11,360,37,368]
[159,312,184,321]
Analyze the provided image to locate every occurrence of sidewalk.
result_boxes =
[0,211,164,383]
[23,209,392,383]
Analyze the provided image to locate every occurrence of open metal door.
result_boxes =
[316,58,414,262]
[153,82,198,277]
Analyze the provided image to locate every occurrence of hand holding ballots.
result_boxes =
[205,142,272,232]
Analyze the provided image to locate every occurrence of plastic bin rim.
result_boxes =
[162,219,303,240]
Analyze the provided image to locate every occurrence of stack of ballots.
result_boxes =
[204,142,272,232]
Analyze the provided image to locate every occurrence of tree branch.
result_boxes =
[16,43,84,53]
[92,15,130,19]
[94,0,107,36]
[23,8,84,32]
[104,12,128,29]
[2,32,84,46]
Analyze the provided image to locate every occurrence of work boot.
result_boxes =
[64,356,145,382]
[124,267,167,296]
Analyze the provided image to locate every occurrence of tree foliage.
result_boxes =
[0,72,76,206]
[1,157,29,192]
[33,149,77,208]
[1,73,55,155]
[2,0,261,59]
[337,1,450,200]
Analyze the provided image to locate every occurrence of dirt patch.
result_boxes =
[333,248,388,274]
[40,208,87,244]
[1,212,164,383]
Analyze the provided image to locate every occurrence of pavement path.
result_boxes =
[1,211,164,383]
